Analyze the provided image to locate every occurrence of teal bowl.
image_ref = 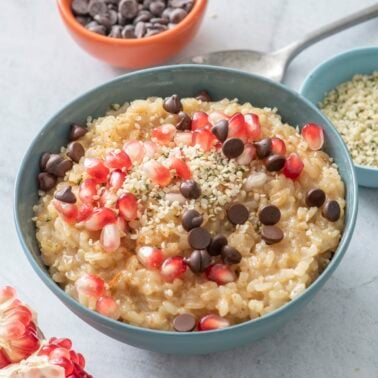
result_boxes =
[300,47,378,188]
[14,65,358,354]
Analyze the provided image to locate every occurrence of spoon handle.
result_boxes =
[280,3,378,63]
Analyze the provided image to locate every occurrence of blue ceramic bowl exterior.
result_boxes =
[300,47,378,188]
[14,65,358,354]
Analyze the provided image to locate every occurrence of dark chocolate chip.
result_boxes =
[261,225,284,245]
[207,234,227,256]
[211,120,229,142]
[170,0,193,8]
[109,24,123,38]
[226,203,249,225]
[176,111,192,131]
[169,7,187,23]
[119,0,139,19]
[182,209,203,231]
[180,180,201,199]
[88,0,108,17]
[75,15,92,26]
[221,245,242,265]
[70,124,88,141]
[196,90,211,102]
[149,1,165,16]
[255,138,272,159]
[72,0,89,15]
[306,188,326,208]
[265,154,286,172]
[222,138,244,159]
[45,155,73,177]
[94,9,118,27]
[134,10,152,23]
[161,7,174,19]
[86,22,107,35]
[259,205,281,225]
[122,24,135,38]
[67,142,85,163]
[54,186,77,203]
[322,200,340,222]
[188,227,212,250]
[173,313,196,332]
[185,250,212,273]
[150,17,169,25]
[40,152,51,171]
[135,21,146,38]
[38,172,57,191]
[163,94,183,114]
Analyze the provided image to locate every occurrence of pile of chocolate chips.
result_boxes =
[71,0,194,39]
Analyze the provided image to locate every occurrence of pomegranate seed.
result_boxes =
[0,350,10,369]
[116,216,128,234]
[117,193,138,221]
[75,274,105,298]
[96,296,120,320]
[84,158,109,184]
[105,150,132,170]
[192,128,216,152]
[123,140,145,164]
[144,141,158,158]
[198,314,230,331]
[236,143,256,165]
[271,137,286,155]
[167,157,191,180]
[50,338,72,350]
[205,264,236,285]
[53,200,78,224]
[76,204,93,222]
[108,169,126,190]
[99,189,118,208]
[174,131,193,146]
[283,152,304,180]
[49,346,71,361]
[228,113,248,142]
[208,111,228,125]
[79,179,97,204]
[152,123,176,145]
[244,113,262,141]
[137,246,164,269]
[143,160,172,187]
[50,356,74,376]
[100,223,121,253]
[160,256,187,282]
[84,207,116,231]
[191,111,210,130]
[301,123,325,150]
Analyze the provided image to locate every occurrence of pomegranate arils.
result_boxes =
[160,256,187,282]
[236,143,256,165]
[75,274,105,298]
[152,124,176,145]
[174,132,193,146]
[54,201,78,224]
[100,223,121,253]
[76,204,93,222]
[283,152,304,180]
[143,160,172,187]
[79,179,97,204]
[228,113,248,142]
[84,158,109,183]
[117,193,138,221]
[301,123,325,151]
[105,150,132,170]
[123,140,145,164]
[108,169,126,190]
[96,296,120,320]
[192,128,216,152]
[198,314,230,331]
[271,137,286,155]
[244,113,262,141]
[84,207,116,231]
[168,157,191,180]
[205,264,236,285]
[137,246,164,269]
[191,111,210,131]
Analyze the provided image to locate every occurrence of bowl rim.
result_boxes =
[300,46,378,174]
[14,64,358,337]
[57,0,208,45]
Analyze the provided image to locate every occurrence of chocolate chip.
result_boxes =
[109,24,123,38]
[222,138,244,159]
[176,111,192,131]
[265,154,286,172]
[211,120,229,142]
[188,227,211,250]
[173,314,196,332]
[182,209,203,231]
[134,21,146,37]
[150,17,169,25]
[261,225,284,245]
[163,94,183,114]
[75,15,92,25]
[122,24,135,38]
[226,203,249,225]
[88,0,108,17]
[196,90,211,102]
[86,21,107,35]
[149,1,165,16]
[169,7,187,23]
[306,188,326,208]
[69,124,88,141]
[38,172,57,191]
[119,0,138,19]
[72,0,89,15]
[94,9,118,27]
[185,250,212,273]
[255,138,272,159]
[45,155,73,177]
[221,245,242,265]
[40,152,51,171]
[162,7,174,19]
[180,180,201,199]
[134,11,152,23]
[170,0,193,8]
[259,205,281,225]
[207,234,227,256]
[145,28,161,37]
[67,142,85,163]
[54,186,76,203]
[322,200,340,222]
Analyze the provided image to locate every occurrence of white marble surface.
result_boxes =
[1,0,378,377]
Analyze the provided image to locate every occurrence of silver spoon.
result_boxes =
[178,3,378,82]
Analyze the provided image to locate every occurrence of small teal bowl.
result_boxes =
[14,65,358,354]
[301,47,378,188]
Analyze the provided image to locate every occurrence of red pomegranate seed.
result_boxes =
[244,113,262,141]
[167,157,191,180]
[84,207,116,231]
[116,216,128,234]
[228,113,248,142]
[198,314,230,331]
[144,141,158,158]
[108,169,126,191]
[105,150,132,170]
[160,256,187,282]
[205,264,236,285]
[99,189,118,208]
[75,274,105,298]
[301,123,325,150]
[174,132,193,146]
[76,204,93,222]
[100,223,121,253]
[49,346,71,361]
[0,350,10,369]
[123,140,145,164]
[208,111,228,125]
[152,124,176,145]
[236,143,256,165]
[271,137,286,155]
[143,160,172,187]
[117,193,138,221]
[84,158,109,183]
[96,296,120,320]
[50,356,74,376]
[53,201,78,224]
[191,111,210,130]
[49,337,72,350]
[283,152,304,180]
[137,246,164,269]
[192,128,216,152]
[79,179,97,204]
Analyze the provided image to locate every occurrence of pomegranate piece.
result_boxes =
[301,123,325,151]
[137,246,164,269]
[167,157,192,180]
[100,223,121,253]
[192,128,216,152]
[79,178,97,204]
[108,169,126,191]
[198,314,230,331]
[105,150,132,170]
[99,189,118,208]
[96,296,120,320]
[76,203,93,222]
[205,264,236,285]
[271,137,286,155]
[152,123,176,145]
[123,140,145,164]
[117,193,138,221]
[208,111,228,125]
[174,131,193,146]
[191,111,210,131]
[75,274,105,298]
[144,141,158,158]
[244,113,262,141]
[143,160,172,187]
[53,200,78,224]
[160,256,187,282]
[228,113,248,142]
[84,158,109,183]
[84,207,116,231]
[236,143,256,165]
[283,152,304,180]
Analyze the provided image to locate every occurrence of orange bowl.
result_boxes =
[57,0,207,69]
